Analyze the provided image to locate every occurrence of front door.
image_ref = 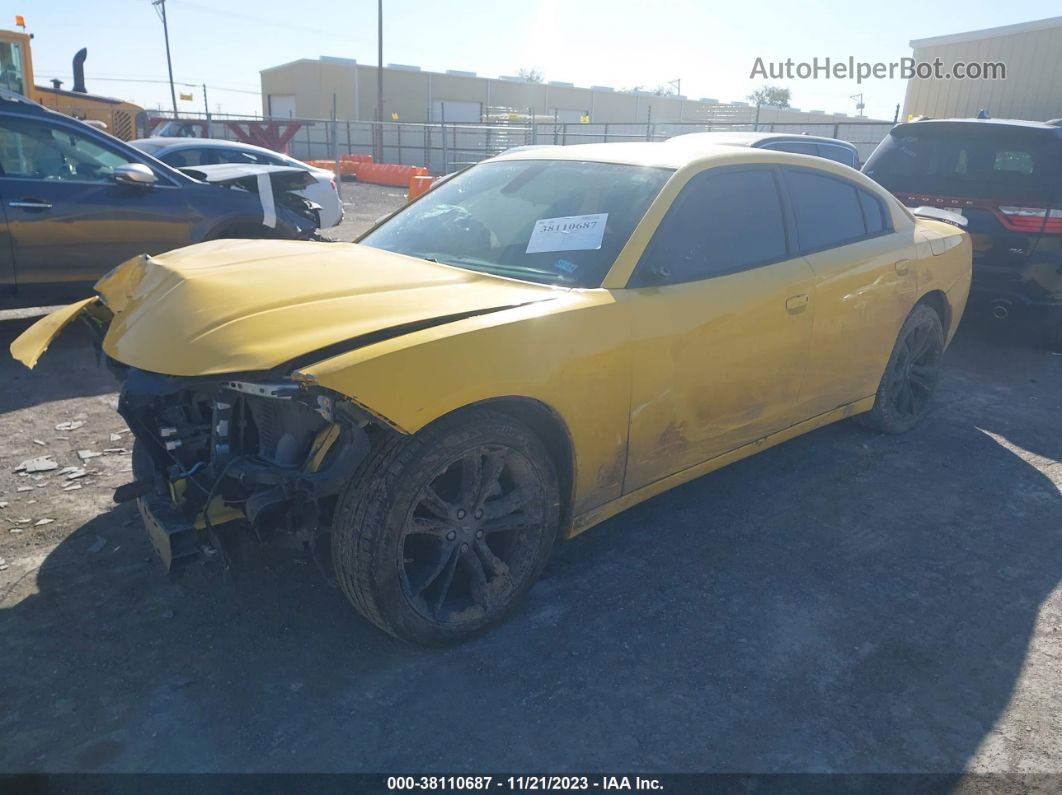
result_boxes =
[623,165,816,492]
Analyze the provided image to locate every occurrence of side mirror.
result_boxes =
[113,163,157,186]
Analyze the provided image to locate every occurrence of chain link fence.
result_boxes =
[149,114,895,174]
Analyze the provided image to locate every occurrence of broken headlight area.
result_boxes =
[116,368,376,574]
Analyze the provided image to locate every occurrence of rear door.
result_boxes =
[623,165,816,491]
[781,166,916,415]
[0,114,195,297]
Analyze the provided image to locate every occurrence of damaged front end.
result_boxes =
[117,368,377,573]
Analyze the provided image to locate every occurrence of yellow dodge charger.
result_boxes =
[11,140,972,644]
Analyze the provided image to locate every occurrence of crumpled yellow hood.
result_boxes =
[96,239,559,376]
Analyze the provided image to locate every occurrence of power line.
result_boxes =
[36,73,261,95]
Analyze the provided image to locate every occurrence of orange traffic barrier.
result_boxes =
[338,154,374,178]
[407,174,434,202]
[355,163,429,187]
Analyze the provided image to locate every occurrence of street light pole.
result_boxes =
[376,0,384,162]
[152,0,179,117]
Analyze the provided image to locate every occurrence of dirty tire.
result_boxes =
[856,303,944,434]
[332,408,560,645]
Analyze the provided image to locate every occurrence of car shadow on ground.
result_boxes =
[0,327,1059,777]
[0,319,116,413]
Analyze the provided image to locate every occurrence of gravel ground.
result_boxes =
[0,183,1060,777]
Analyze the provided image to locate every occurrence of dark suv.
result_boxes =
[0,93,318,309]
[863,118,1062,348]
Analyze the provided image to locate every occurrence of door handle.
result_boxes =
[9,199,53,210]
[785,293,810,312]
[894,258,911,275]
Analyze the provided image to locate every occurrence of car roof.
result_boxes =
[890,118,1062,136]
[492,139,850,170]
[667,131,857,149]
[133,137,292,156]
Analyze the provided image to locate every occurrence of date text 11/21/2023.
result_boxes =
[385,775,664,791]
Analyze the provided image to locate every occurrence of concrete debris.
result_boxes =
[9,527,22,534]
[88,536,107,553]
[34,518,55,526]
[17,486,33,493]
[77,450,103,461]
[55,421,85,431]
[0,557,8,571]
[15,456,59,473]
[62,484,83,492]
[0,501,8,509]
[103,448,129,454]
[33,439,46,447]
[65,469,88,480]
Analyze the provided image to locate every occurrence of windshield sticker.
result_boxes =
[554,258,579,273]
[526,213,608,254]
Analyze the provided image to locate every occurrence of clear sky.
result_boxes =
[15,0,1062,121]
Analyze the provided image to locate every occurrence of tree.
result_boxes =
[747,85,791,108]
[517,67,544,83]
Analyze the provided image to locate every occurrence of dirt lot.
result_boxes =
[1,183,1060,776]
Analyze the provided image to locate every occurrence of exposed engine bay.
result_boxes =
[115,367,381,573]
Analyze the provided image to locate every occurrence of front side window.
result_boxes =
[784,169,871,252]
[361,159,672,288]
[0,117,133,182]
[630,167,789,287]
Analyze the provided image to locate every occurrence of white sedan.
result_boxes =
[130,137,344,228]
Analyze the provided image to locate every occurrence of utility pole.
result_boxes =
[152,0,179,117]
[376,0,384,162]
[850,92,865,118]
[203,83,210,137]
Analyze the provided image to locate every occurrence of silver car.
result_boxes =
[131,137,344,228]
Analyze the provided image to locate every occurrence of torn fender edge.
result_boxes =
[10,297,101,369]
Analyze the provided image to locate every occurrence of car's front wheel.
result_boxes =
[857,302,944,434]
[332,408,560,645]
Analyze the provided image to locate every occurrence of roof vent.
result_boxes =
[976,108,990,119]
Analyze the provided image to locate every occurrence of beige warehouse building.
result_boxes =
[903,16,1062,121]
[259,57,870,127]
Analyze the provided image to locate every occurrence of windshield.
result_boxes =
[864,128,1062,203]
[360,159,673,288]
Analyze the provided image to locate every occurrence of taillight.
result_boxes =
[330,179,338,193]
[996,206,1062,234]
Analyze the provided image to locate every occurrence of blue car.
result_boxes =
[0,91,320,309]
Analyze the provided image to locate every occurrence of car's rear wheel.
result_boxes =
[332,408,560,645]
[857,303,944,434]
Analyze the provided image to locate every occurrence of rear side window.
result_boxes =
[631,167,788,286]
[763,141,819,157]
[817,144,858,168]
[214,148,284,166]
[860,190,886,235]
[863,128,1062,202]
[161,148,215,167]
[785,169,887,252]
